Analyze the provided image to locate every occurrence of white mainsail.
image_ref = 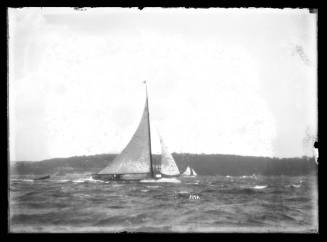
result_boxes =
[183,166,191,176]
[159,135,180,176]
[98,100,152,175]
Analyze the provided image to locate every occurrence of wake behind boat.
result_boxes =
[92,81,181,182]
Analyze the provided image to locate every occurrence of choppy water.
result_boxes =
[9,174,318,233]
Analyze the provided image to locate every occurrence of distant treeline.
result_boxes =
[11,153,317,176]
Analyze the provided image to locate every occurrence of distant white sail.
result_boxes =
[183,166,191,176]
[159,135,180,176]
[98,100,151,175]
[191,169,197,176]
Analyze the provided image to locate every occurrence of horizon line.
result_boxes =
[10,152,316,163]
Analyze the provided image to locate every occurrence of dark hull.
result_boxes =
[160,173,180,178]
[34,175,50,180]
[92,173,151,181]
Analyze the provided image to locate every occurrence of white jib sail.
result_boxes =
[183,166,191,176]
[191,169,197,176]
[159,135,180,176]
[98,100,151,174]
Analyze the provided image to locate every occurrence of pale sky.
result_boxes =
[8,8,317,162]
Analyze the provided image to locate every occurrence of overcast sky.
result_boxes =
[8,8,317,162]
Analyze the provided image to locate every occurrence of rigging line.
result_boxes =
[144,80,154,178]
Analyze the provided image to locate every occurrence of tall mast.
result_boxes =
[144,81,154,178]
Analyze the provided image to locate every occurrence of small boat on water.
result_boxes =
[182,166,197,177]
[92,81,180,181]
[33,175,50,180]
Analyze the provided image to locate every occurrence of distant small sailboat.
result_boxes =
[192,168,197,176]
[182,166,197,177]
[92,81,180,181]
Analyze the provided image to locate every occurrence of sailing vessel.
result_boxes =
[92,82,180,181]
[182,166,197,177]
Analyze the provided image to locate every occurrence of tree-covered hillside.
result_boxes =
[10,153,317,176]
